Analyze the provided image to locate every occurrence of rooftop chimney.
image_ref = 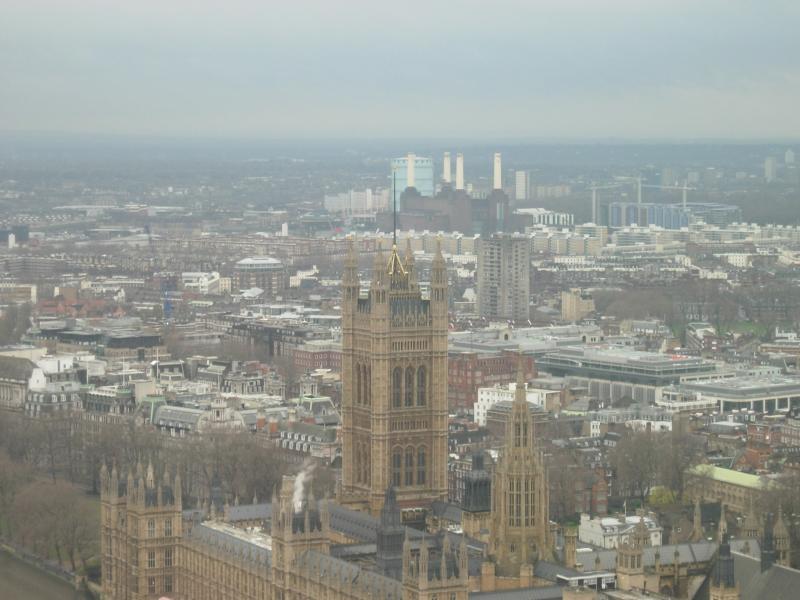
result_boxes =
[455,153,464,191]
[493,152,502,190]
[406,153,416,188]
[442,152,451,183]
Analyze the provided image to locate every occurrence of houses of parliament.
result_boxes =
[99,239,778,599]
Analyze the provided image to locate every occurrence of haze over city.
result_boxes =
[2,0,800,139]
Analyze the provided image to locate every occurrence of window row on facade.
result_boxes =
[391,445,427,488]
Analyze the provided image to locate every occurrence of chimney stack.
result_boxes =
[406,153,416,188]
[455,153,465,190]
[442,152,451,183]
[493,152,502,190]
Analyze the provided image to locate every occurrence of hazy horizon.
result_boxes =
[3,1,800,140]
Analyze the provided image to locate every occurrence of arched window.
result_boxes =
[405,367,414,407]
[355,446,362,483]
[392,449,402,487]
[362,442,370,485]
[365,365,371,405]
[417,367,426,406]
[361,364,368,406]
[356,365,362,405]
[364,443,372,484]
[404,447,414,486]
[392,368,402,408]
[417,447,426,485]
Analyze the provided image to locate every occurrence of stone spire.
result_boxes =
[419,535,429,581]
[691,497,704,542]
[761,513,776,573]
[440,535,450,580]
[711,534,737,592]
[774,504,791,567]
[404,238,417,286]
[372,242,385,281]
[742,495,762,539]
[718,503,728,543]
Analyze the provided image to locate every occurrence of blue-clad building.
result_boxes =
[608,202,740,229]
[390,154,435,205]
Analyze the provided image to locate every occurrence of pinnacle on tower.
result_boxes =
[515,353,526,400]
[404,237,416,279]
[691,497,704,542]
[711,533,737,590]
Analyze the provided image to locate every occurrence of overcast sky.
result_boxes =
[2,0,799,140]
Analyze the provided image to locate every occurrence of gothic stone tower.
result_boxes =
[100,461,182,600]
[489,362,551,576]
[341,238,448,515]
[270,474,331,595]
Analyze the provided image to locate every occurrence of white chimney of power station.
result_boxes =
[455,153,464,190]
[443,152,451,183]
[493,152,502,190]
[406,153,416,188]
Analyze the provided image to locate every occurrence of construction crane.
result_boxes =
[590,178,697,223]
[588,180,636,223]
[640,182,697,209]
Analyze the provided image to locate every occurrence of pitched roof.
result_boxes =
[732,550,800,600]
[187,521,271,566]
[687,464,770,490]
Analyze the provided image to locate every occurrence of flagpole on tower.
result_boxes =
[392,169,397,247]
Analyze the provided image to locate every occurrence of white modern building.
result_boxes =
[323,188,390,214]
[678,375,800,413]
[514,170,529,202]
[182,271,221,295]
[657,387,718,413]
[765,156,777,182]
[474,382,560,426]
[579,513,663,549]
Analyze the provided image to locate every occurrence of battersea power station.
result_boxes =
[99,240,746,600]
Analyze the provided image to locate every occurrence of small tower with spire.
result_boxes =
[710,533,740,600]
[460,451,492,542]
[616,517,652,591]
[402,532,469,600]
[99,461,181,600]
[270,474,331,591]
[377,487,405,579]
[691,497,704,542]
[741,495,763,540]
[489,354,551,577]
[774,505,791,567]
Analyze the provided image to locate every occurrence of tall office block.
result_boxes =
[764,156,777,183]
[515,170,529,202]
[476,233,530,322]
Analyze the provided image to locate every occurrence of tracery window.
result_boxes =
[417,367,426,406]
[392,368,402,408]
[405,367,414,407]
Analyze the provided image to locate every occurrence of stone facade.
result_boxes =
[489,364,552,577]
[100,469,469,600]
[340,239,449,515]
